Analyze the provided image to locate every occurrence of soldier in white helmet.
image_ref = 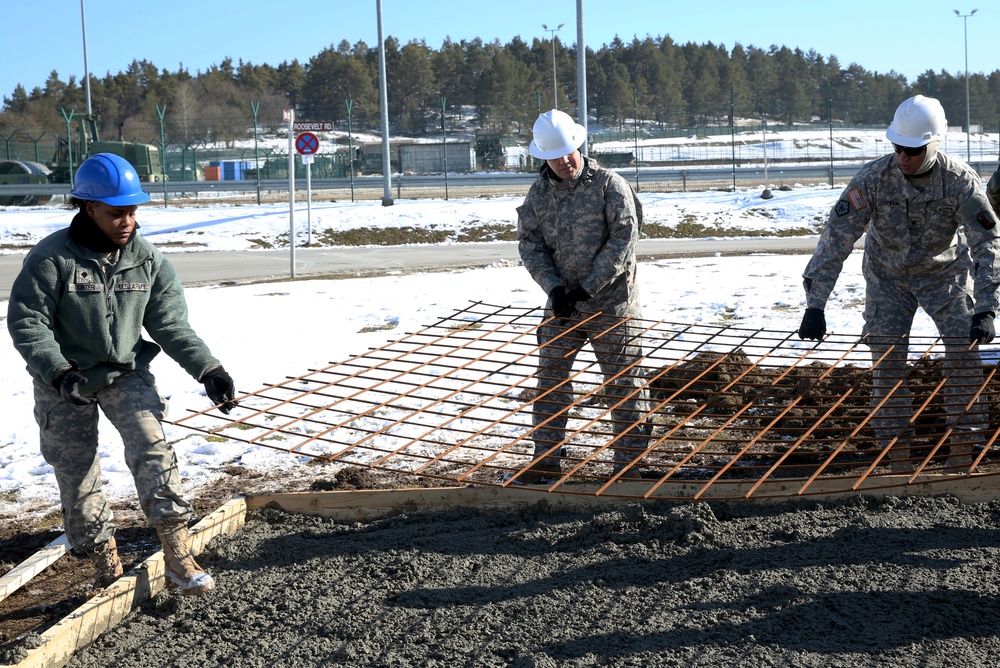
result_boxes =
[798,95,1000,472]
[515,109,650,483]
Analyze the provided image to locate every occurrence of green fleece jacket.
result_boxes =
[8,221,220,395]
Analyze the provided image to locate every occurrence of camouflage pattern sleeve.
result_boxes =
[7,251,69,384]
[987,165,1000,217]
[958,173,1000,314]
[516,182,562,296]
[802,171,872,310]
[581,174,640,297]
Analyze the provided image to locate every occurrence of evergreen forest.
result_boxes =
[2,35,999,146]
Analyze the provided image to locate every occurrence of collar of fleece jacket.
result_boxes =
[68,209,138,253]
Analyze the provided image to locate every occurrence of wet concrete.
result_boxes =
[67,494,1000,667]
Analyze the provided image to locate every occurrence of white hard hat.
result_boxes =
[529,109,586,159]
[885,95,947,147]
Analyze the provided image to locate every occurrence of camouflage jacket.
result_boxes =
[516,157,643,314]
[8,220,220,394]
[803,151,1000,316]
[988,165,1000,216]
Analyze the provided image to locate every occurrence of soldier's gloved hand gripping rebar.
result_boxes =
[798,307,826,341]
[201,366,238,414]
[970,312,996,344]
[549,285,590,320]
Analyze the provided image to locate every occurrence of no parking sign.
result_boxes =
[295,132,319,155]
[294,132,318,245]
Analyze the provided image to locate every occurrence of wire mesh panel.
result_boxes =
[169,303,1000,500]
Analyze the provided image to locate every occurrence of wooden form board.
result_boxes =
[0,535,69,605]
[245,475,1000,522]
[6,474,1000,667]
[3,497,246,668]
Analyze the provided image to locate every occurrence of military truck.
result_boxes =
[0,115,163,206]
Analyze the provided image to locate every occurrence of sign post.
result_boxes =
[295,131,319,247]
[284,109,295,277]
[761,119,773,200]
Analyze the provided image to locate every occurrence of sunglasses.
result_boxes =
[892,143,926,157]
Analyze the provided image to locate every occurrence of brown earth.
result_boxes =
[0,465,444,663]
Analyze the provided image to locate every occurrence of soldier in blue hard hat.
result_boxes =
[7,153,237,596]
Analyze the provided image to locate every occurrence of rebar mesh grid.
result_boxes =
[169,302,1000,500]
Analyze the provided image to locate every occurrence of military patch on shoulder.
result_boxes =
[847,188,867,211]
[977,210,997,230]
[834,200,850,217]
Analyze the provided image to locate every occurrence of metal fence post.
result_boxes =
[155,104,167,207]
[250,100,261,205]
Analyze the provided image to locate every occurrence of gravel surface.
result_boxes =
[64,493,1000,668]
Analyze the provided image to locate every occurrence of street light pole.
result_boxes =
[542,23,564,109]
[954,8,977,164]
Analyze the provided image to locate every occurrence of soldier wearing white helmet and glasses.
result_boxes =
[798,95,1000,472]
[515,109,650,483]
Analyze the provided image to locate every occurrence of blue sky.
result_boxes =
[2,0,991,105]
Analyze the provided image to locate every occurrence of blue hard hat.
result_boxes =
[70,153,151,206]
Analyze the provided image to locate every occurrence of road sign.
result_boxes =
[295,132,319,155]
[293,121,334,132]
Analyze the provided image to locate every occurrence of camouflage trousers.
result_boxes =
[532,313,651,465]
[862,277,987,449]
[33,368,193,553]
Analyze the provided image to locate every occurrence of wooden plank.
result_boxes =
[245,474,1000,520]
[0,534,70,604]
[4,497,247,668]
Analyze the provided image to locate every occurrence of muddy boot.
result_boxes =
[886,446,910,473]
[89,537,124,589]
[945,443,973,473]
[513,447,566,484]
[611,452,643,480]
[155,520,215,596]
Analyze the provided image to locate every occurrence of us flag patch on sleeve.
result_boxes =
[848,188,867,211]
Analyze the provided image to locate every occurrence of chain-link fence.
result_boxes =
[1,119,998,205]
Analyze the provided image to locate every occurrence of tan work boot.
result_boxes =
[945,444,973,473]
[511,446,567,484]
[514,459,563,484]
[155,520,215,596]
[886,446,910,473]
[89,536,124,589]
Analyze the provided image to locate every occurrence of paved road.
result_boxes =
[0,237,838,301]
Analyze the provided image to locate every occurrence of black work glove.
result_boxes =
[549,285,591,319]
[797,307,826,340]
[54,361,96,406]
[970,312,996,344]
[201,366,238,414]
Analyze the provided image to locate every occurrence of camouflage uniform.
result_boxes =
[803,151,1000,452]
[8,212,221,552]
[517,157,650,465]
[989,166,1000,217]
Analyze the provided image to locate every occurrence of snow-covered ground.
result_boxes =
[0,183,957,520]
